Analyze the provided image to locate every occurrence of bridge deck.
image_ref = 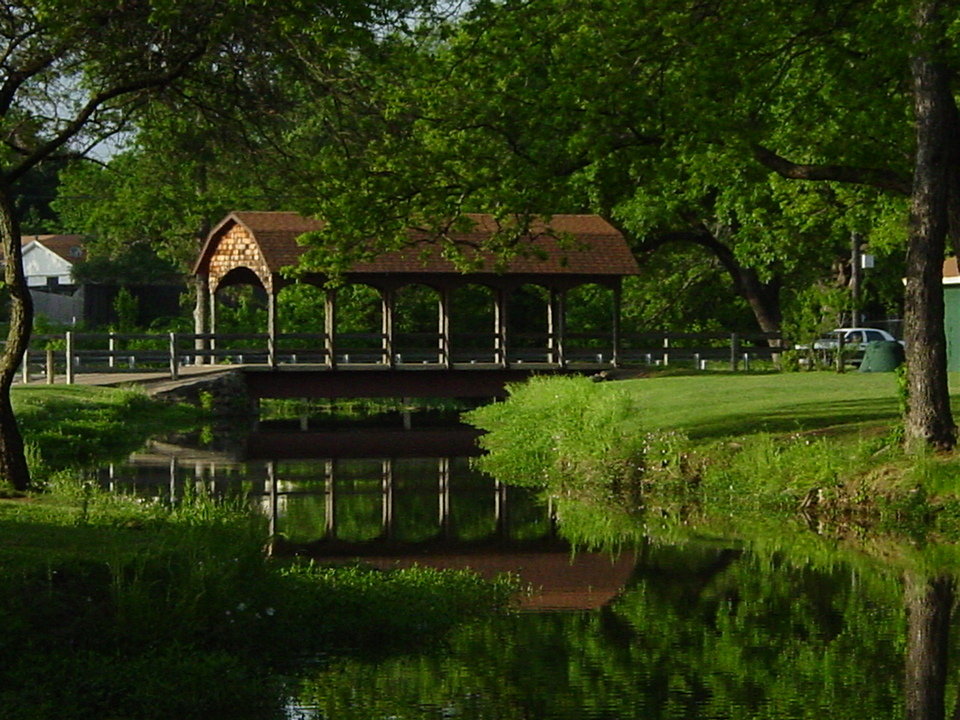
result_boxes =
[17,361,613,399]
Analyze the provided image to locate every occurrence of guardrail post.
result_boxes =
[729,333,739,371]
[169,332,180,380]
[65,331,74,384]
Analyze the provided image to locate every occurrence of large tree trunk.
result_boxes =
[904,0,956,450]
[905,573,953,720]
[0,180,33,490]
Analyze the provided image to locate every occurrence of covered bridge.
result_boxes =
[193,211,639,368]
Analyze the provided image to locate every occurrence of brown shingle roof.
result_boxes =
[21,234,86,263]
[195,211,639,278]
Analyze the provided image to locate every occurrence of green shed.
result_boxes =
[944,258,960,371]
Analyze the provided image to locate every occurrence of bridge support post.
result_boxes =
[548,288,567,368]
[267,290,278,369]
[194,276,209,365]
[381,287,395,368]
[438,286,451,368]
[325,289,337,369]
[208,287,217,365]
[494,288,509,368]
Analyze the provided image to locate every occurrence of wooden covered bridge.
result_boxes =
[19,211,778,396]
[193,210,639,370]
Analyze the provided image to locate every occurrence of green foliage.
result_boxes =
[467,375,687,499]
[111,286,139,332]
[781,284,850,350]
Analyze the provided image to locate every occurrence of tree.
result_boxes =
[292,0,954,448]
[287,1,906,337]
[0,0,418,490]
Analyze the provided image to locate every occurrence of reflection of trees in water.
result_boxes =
[293,543,912,719]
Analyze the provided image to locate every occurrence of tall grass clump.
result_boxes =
[466,376,687,499]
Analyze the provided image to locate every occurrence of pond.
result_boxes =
[95,407,960,720]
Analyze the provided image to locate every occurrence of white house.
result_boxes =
[21,234,86,290]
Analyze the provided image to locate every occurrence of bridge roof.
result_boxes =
[194,211,639,280]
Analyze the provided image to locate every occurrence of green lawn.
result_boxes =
[615,371,906,439]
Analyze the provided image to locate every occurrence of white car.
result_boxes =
[812,327,902,352]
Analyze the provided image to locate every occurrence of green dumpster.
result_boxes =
[859,340,905,372]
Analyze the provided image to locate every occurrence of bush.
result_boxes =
[466,376,688,499]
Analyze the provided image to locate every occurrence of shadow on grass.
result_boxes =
[682,396,900,439]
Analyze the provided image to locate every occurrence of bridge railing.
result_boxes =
[17,329,784,383]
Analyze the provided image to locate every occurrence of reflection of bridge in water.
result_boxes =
[100,428,639,610]
[101,439,555,547]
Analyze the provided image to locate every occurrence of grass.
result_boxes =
[611,371,901,439]
[12,384,203,478]
[466,370,960,523]
[0,486,515,719]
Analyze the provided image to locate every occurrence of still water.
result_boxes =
[97,414,959,720]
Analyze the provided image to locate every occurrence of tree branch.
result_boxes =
[5,45,207,184]
[753,143,912,195]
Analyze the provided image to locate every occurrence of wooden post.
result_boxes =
[169,332,179,380]
[266,289,278,369]
[65,331,74,385]
[208,287,217,365]
[494,479,508,538]
[108,332,116,369]
[438,457,451,538]
[381,287,395,367]
[325,288,337,369]
[494,287,509,368]
[21,348,28,384]
[45,348,54,384]
[381,459,394,539]
[438,286,451,368]
[730,332,740,371]
[267,461,278,553]
[194,276,209,365]
[547,288,567,368]
[324,459,336,539]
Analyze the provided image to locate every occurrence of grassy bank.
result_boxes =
[0,387,514,719]
[466,371,960,524]
[11,385,203,483]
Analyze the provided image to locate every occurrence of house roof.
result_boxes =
[195,211,639,278]
[21,234,86,263]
